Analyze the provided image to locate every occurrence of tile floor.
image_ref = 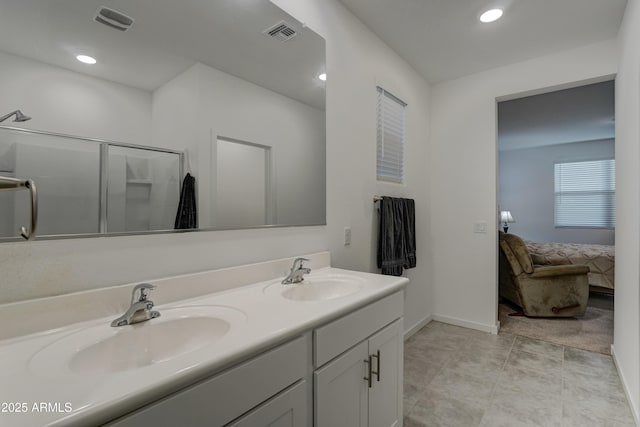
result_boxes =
[403,321,636,427]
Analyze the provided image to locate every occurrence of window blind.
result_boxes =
[376,87,406,183]
[554,159,615,228]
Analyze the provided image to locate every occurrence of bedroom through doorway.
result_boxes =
[496,79,615,354]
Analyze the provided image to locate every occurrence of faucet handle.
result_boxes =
[293,257,310,269]
[131,283,156,303]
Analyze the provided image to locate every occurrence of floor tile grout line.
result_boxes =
[560,344,565,422]
[485,334,516,410]
[403,400,418,419]
[475,334,517,427]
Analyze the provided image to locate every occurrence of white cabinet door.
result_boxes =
[314,340,369,427]
[368,319,403,427]
[227,380,308,427]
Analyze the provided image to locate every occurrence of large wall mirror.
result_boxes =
[0,0,326,240]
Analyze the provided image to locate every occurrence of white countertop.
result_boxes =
[0,265,407,427]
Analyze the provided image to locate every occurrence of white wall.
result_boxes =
[614,0,640,419]
[499,139,615,245]
[430,40,617,332]
[0,0,432,336]
[0,51,151,144]
[271,0,433,333]
[152,62,326,228]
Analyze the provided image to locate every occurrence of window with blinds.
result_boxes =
[554,159,615,228]
[376,87,407,183]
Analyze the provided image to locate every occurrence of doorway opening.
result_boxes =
[496,79,615,354]
[212,136,273,228]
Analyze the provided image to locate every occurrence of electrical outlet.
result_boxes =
[344,227,351,246]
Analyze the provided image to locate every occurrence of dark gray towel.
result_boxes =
[377,197,416,276]
[174,173,197,229]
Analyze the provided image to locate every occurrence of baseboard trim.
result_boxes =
[611,344,640,425]
[404,314,433,340]
[432,314,499,335]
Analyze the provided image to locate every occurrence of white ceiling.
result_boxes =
[338,0,627,84]
[0,0,326,109]
[498,80,615,151]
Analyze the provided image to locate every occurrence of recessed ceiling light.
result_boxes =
[76,55,97,65]
[480,8,503,23]
[318,73,327,81]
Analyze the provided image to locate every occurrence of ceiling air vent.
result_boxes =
[263,21,297,42]
[94,6,135,32]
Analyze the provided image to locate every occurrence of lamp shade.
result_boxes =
[500,210,515,223]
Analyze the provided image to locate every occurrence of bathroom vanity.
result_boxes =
[0,253,407,427]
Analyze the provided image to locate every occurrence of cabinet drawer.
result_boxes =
[107,335,308,427]
[313,291,403,367]
[226,380,308,427]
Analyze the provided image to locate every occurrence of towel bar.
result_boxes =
[0,176,38,240]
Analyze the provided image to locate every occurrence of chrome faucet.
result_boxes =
[111,283,161,327]
[282,257,311,285]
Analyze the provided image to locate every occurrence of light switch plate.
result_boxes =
[473,221,487,234]
[344,227,351,245]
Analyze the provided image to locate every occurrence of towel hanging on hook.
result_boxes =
[175,173,197,229]
[184,149,193,174]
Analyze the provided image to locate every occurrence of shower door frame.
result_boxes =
[0,125,183,241]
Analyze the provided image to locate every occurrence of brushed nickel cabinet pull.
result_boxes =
[364,355,373,388]
[371,350,381,382]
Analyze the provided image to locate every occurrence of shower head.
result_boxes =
[0,110,31,123]
[13,110,30,122]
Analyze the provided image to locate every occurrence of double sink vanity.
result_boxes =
[0,252,408,426]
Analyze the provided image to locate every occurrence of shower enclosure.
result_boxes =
[0,126,182,239]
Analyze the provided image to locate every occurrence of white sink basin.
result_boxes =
[29,305,246,376]
[264,274,366,301]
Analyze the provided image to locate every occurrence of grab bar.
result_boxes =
[0,176,38,240]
